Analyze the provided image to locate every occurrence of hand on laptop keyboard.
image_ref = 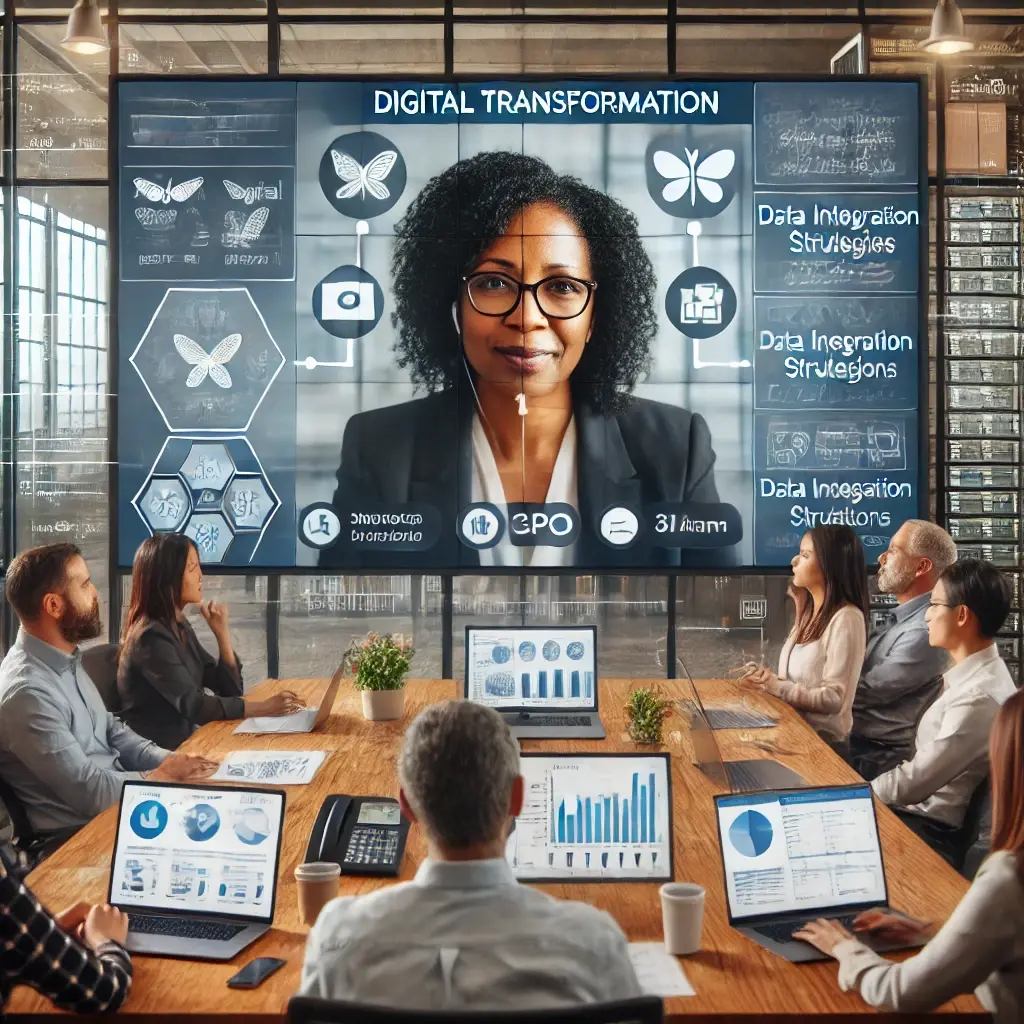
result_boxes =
[790,917,857,957]
[852,909,935,944]
[246,691,305,717]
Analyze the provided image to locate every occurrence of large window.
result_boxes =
[0,3,1020,687]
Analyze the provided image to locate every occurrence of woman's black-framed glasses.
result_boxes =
[462,271,597,320]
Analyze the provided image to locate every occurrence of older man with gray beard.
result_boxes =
[848,520,958,781]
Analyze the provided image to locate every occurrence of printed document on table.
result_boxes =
[212,750,326,785]
[628,943,695,997]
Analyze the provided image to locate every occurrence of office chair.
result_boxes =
[0,774,64,868]
[80,642,122,713]
[287,996,664,1024]
[952,776,991,876]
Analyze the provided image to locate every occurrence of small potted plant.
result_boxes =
[343,632,414,722]
[624,686,672,746]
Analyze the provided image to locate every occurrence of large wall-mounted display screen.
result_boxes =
[116,78,925,570]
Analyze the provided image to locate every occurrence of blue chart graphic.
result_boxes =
[729,810,774,858]
[234,808,271,846]
[129,800,168,840]
[485,671,516,697]
[553,771,658,845]
[491,645,512,664]
[567,642,585,661]
[519,641,536,661]
[184,803,221,842]
[542,641,561,662]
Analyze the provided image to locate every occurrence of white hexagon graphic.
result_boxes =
[138,476,191,533]
[180,441,235,497]
[184,512,234,564]
[130,287,285,433]
[132,435,280,564]
[224,475,276,532]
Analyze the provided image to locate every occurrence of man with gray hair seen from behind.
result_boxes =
[849,520,958,781]
[299,700,641,1010]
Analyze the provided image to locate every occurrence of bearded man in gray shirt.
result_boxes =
[849,520,958,781]
[0,543,218,841]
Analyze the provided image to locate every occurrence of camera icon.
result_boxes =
[313,264,383,339]
[320,280,376,321]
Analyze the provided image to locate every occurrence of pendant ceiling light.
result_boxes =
[920,0,975,55]
[62,0,109,55]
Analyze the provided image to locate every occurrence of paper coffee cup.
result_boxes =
[660,882,705,956]
[295,861,341,926]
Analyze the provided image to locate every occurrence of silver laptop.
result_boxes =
[233,666,342,734]
[715,784,925,962]
[464,625,605,739]
[677,656,805,792]
[110,780,285,960]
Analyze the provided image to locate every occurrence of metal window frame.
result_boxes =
[0,1,1019,682]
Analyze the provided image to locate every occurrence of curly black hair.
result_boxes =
[390,150,657,414]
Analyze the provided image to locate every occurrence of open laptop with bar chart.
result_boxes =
[506,753,673,882]
[715,784,924,962]
[464,626,605,739]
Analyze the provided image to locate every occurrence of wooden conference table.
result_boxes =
[12,677,985,1021]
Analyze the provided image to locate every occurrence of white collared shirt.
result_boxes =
[299,858,640,1011]
[871,643,1016,827]
[471,412,578,568]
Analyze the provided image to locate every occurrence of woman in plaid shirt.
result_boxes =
[0,859,132,1015]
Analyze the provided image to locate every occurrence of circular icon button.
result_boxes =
[319,130,407,220]
[458,503,504,550]
[665,266,737,340]
[130,800,168,840]
[299,503,342,550]
[312,264,384,339]
[600,506,641,547]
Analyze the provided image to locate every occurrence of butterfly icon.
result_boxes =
[222,207,269,249]
[134,207,177,230]
[653,148,735,207]
[173,333,242,389]
[331,149,398,201]
[223,179,258,205]
[133,176,205,205]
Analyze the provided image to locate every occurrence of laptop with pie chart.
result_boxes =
[464,625,605,739]
[714,784,925,962]
[109,780,285,960]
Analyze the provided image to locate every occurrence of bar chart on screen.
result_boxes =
[507,754,673,881]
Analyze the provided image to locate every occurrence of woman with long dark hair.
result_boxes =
[794,688,1024,1020]
[117,535,303,748]
[745,525,869,745]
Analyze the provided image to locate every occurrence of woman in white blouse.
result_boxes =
[744,525,869,745]
[794,687,1024,1022]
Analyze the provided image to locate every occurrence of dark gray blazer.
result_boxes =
[319,387,734,568]
[117,619,245,750]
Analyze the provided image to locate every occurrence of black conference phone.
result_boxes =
[305,795,410,877]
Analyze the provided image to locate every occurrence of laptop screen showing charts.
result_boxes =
[715,785,888,922]
[506,753,673,883]
[464,626,597,711]
[110,782,285,923]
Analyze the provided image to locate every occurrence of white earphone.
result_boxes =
[453,300,527,415]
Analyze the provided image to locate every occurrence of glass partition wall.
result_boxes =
[2,2,1022,682]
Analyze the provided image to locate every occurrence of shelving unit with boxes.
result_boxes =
[869,34,1024,682]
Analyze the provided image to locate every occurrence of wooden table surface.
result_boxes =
[11,677,985,1021]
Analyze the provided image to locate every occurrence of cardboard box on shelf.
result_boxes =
[946,102,979,173]
[978,102,1008,175]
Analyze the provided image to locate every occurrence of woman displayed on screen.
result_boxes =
[322,150,733,568]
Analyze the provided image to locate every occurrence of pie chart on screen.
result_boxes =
[729,810,773,858]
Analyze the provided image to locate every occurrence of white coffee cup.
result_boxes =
[660,882,705,956]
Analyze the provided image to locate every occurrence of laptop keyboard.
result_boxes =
[129,915,246,942]
[726,762,765,792]
[525,716,593,727]
[754,913,860,945]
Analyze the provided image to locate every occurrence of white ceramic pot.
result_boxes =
[361,687,405,721]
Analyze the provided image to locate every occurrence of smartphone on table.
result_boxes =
[226,957,287,989]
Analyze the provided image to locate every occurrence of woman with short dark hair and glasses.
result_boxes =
[321,150,728,568]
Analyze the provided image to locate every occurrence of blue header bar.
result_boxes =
[364,80,754,124]
[718,785,872,809]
